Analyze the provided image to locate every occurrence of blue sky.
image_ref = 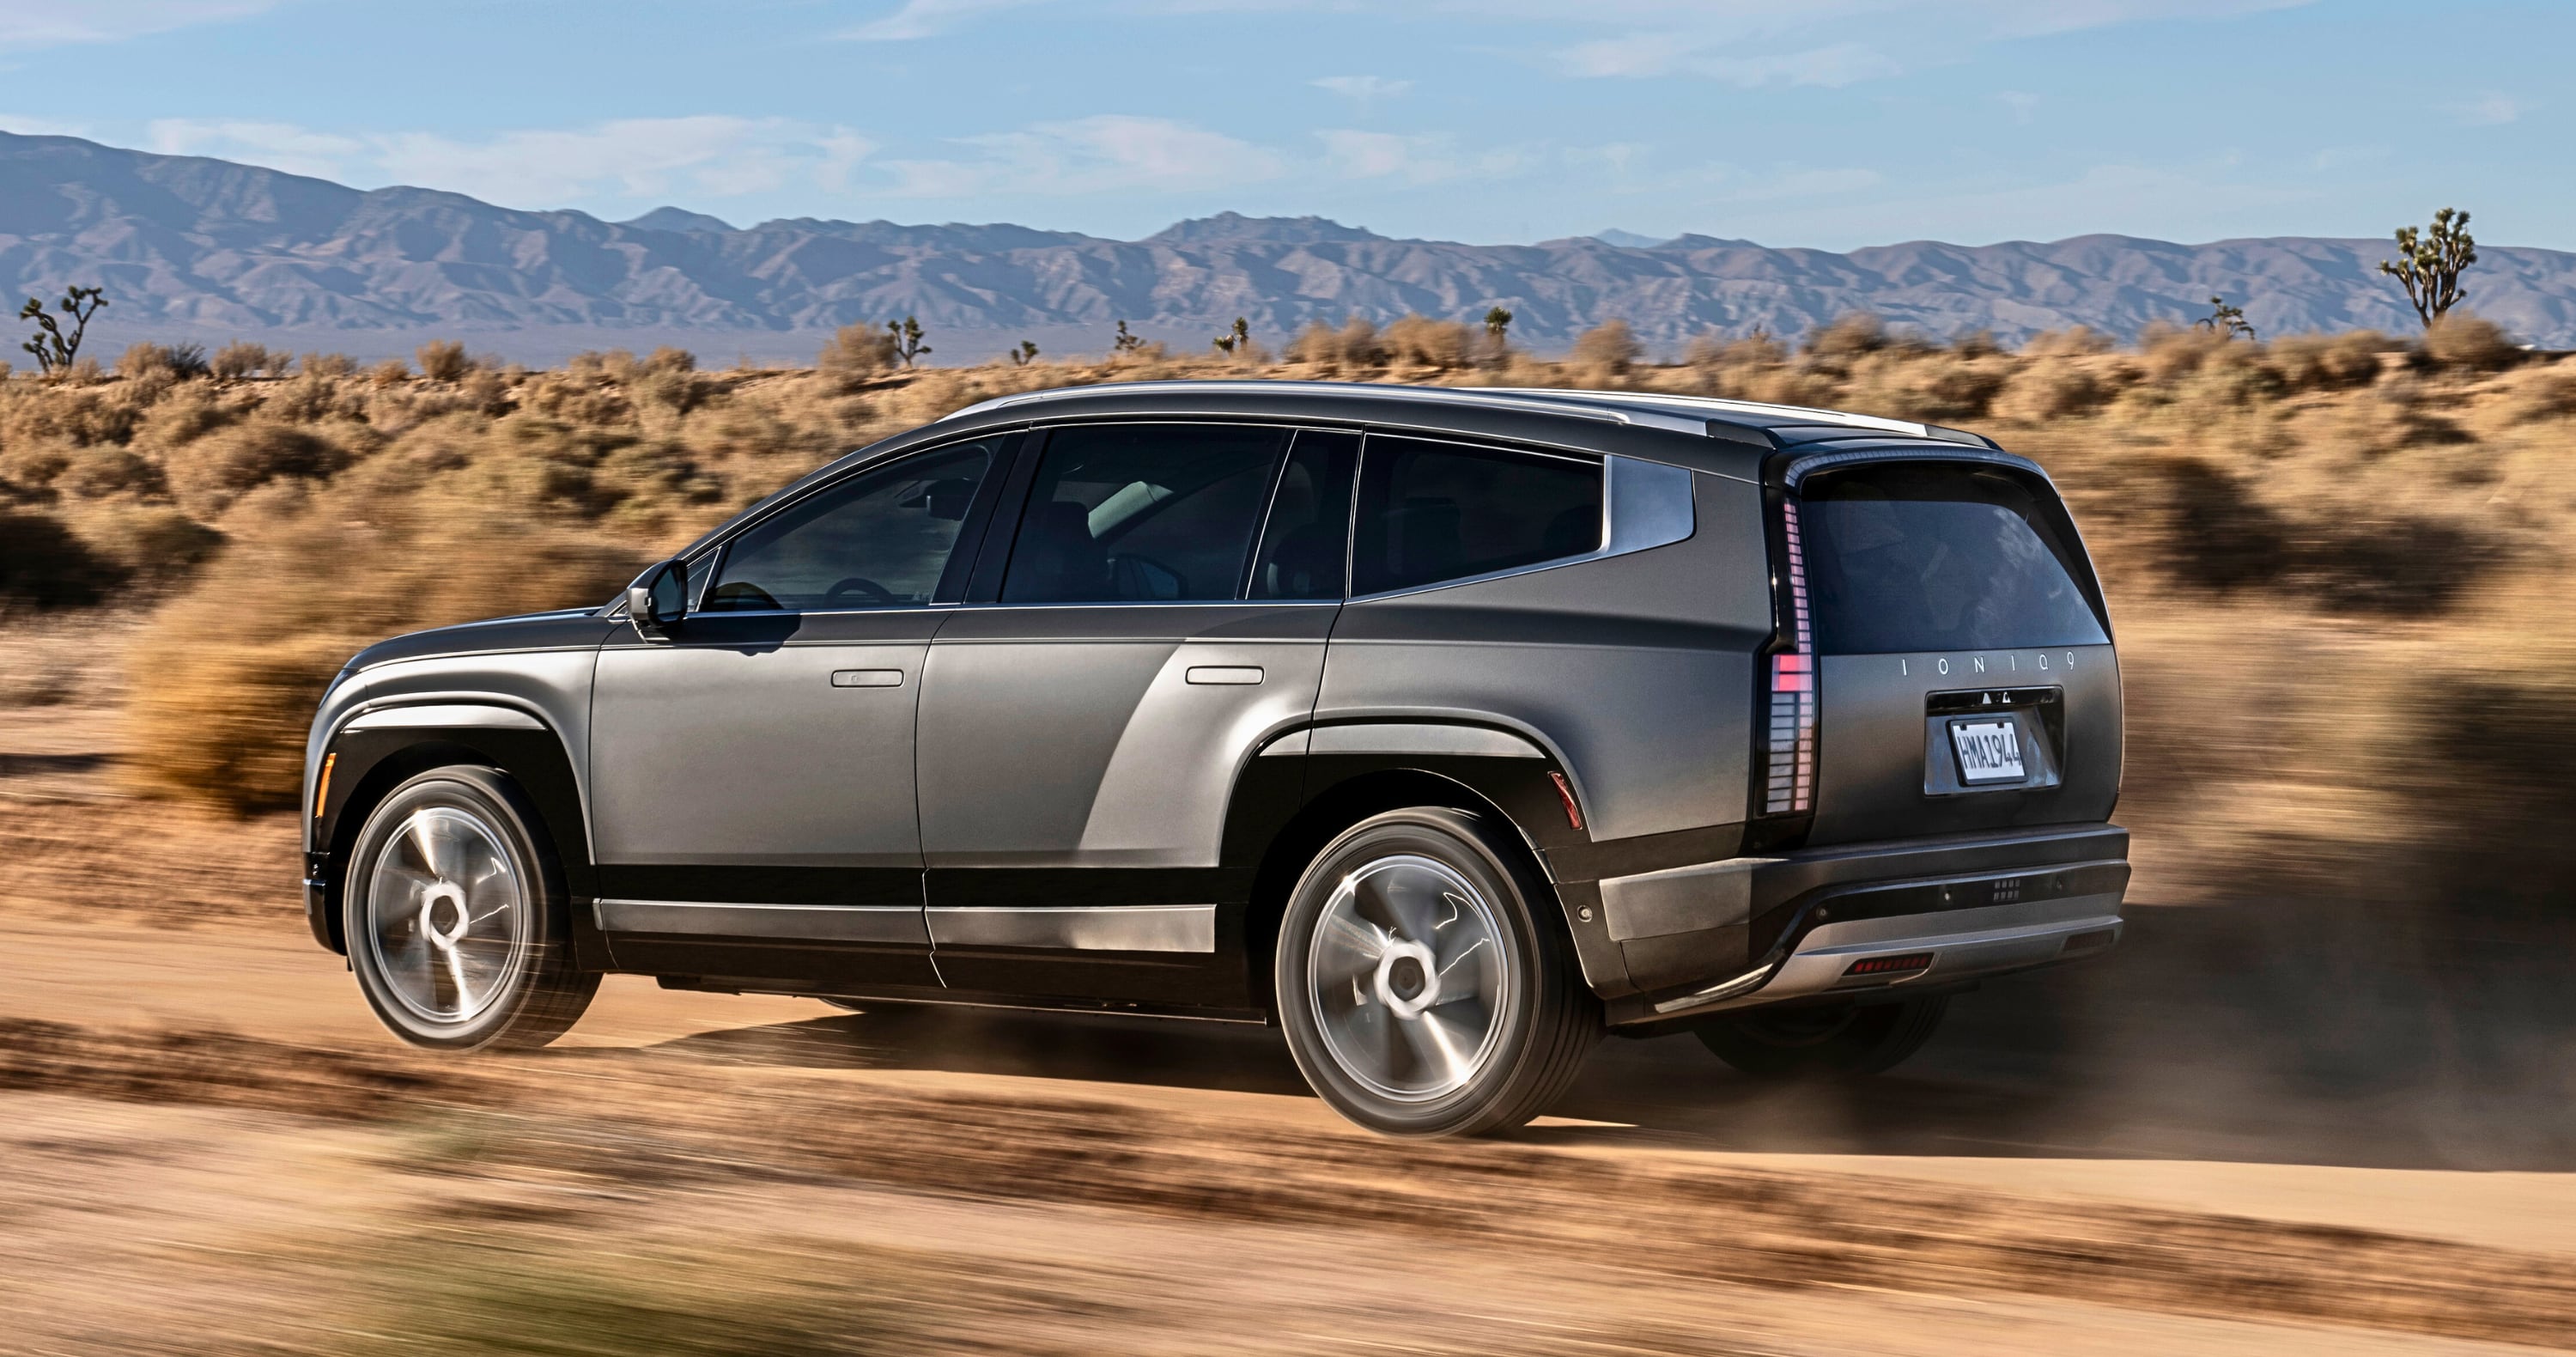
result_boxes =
[0,0,2566,249]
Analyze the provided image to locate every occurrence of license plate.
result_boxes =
[1948,719,2026,785]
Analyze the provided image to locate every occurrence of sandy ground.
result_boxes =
[6,675,2576,1353]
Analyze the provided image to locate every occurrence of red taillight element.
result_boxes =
[1547,770,1584,831]
[1764,501,1818,815]
[1844,952,1934,977]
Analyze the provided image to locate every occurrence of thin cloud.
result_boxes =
[1313,75,1413,104]
[1317,129,1527,185]
[841,0,1040,41]
[143,117,876,210]
[2450,93,2527,127]
[886,115,1285,198]
[0,0,280,51]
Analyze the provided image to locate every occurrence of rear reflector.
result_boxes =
[2061,928,2117,956]
[1844,952,1934,977]
[1763,501,1818,815]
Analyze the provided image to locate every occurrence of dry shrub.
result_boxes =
[1804,313,1892,362]
[1287,316,1388,374]
[1991,363,2113,422]
[53,444,164,499]
[416,338,474,382]
[2415,313,2523,374]
[1684,330,1788,372]
[458,367,513,416]
[132,386,237,452]
[210,340,282,380]
[1844,351,2008,423]
[1950,329,2004,359]
[55,502,222,588]
[816,324,899,392]
[301,351,359,378]
[523,370,635,426]
[2138,321,2231,383]
[164,419,347,515]
[368,357,410,387]
[2021,326,2113,357]
[1383,314,1475,370]
[3,384,142,447]
[2503,358,2576,420]
[262,372,366,424]
[0,508,113,607]
[0,437,75,489]
[2267,331,2390,393]
[1569,320,1643,380]
[2177,340,2285,409]
[118,342,209,380]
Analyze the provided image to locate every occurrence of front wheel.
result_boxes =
[1694,995,1947,1078]
[1275,807,1599,1138]
[344,766,598,1051]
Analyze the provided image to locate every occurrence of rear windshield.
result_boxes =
[1800,462,2108,655]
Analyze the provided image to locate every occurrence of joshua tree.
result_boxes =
[2379,208,2477,329]
[1484,306,1513,343]
[1111,319,1145,354]
[1212,317,1252,356]
[19,284,106,376]
[1008,340,1040,367]
[885,315,932,368]
[2196,295,2256,341]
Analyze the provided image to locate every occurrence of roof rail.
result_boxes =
[937,380,1718,435]
[939,378,1981,447]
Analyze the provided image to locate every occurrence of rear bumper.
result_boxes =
[1599,823,2128,1027]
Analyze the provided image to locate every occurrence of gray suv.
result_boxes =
[303,380,2127,1137]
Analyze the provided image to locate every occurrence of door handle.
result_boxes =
[1186,666,1263,686]
[829,669,904,688]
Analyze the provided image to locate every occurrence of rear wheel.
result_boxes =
[1695,995,1947,1078]
[344,766,598,1051]
[1275,807,1599,1138]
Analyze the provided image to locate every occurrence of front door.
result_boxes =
[916,423,1358,1006]
[589,435,1009,987]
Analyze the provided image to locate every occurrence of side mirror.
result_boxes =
[625,559,689,640]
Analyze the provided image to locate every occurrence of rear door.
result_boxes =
[1776,453,2121,845]
[915,423,1354,1005]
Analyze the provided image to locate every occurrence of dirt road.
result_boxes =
[5,905,2574,1355]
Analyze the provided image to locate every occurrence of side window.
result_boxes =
[1249,429,1358,599]
[1352,435,1603,595]
[704,440,997,612]
[1000,423,1288,605]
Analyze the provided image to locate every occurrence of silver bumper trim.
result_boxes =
[1651,894,2123,1021]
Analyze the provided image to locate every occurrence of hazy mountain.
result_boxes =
[621,206,737,234]
[1590,228,1673,249]
[7,131,2576,356]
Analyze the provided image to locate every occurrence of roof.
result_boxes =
[939,380,1997,451]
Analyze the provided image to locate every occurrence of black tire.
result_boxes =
[1694,995,1947,1078]
[343,765,598,1051]
[1274,807,1600,1138]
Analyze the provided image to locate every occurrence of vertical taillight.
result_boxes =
[1763,500,1816,816]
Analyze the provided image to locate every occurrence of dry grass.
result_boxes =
[0,319,2567,912]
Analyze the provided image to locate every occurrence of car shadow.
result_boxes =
[635,900,2576,1173]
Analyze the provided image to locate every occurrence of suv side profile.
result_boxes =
[303,380,2127,1137]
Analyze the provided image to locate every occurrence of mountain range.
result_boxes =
[6,130,2575,361]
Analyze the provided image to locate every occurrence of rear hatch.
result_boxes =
[1754,447,2120,848]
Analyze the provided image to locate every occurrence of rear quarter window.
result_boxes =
[1801,462,2108,654]
[1353,435,1602,594]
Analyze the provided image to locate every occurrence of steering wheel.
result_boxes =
[824,576,899,605]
